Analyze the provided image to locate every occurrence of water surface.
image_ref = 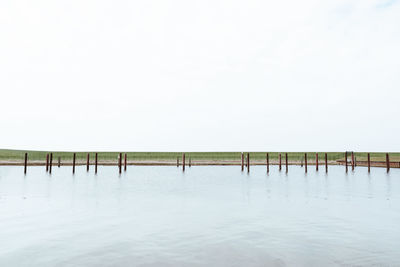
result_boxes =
[0,166,399,266]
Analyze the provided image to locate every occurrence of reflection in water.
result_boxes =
[0,166,399,266]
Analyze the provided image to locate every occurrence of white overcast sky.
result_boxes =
[1,0,399,152]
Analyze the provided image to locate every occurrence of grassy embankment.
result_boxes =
[1,149,399,163]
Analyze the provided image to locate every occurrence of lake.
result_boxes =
[0,165,399,266]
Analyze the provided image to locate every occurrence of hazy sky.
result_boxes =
[1,0,399,152]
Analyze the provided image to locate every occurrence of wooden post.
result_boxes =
[386,153,390,173]
[241,153,244,171]
[301,158,303,167]
[285,153,288,173]
[266,153,269,173]
[325,153,328,173]
[46,154,49,172]
[316,153,319,171]
[182,153,185,172]
[24,153,28,174]
[119,153,122,174]
[72,153,76,174]
[279,153,282,171]
[367,153,370,173]
[247,153,250,173]
[58,157,61,167]
[189,157,191,167]
[49,153,53,174]
[351,152,355,171]
[86,153,90,172]
[305,153,307,173]
[95,153,98,174]
[345,152,348,173]
[124,153,127,171]
[177,157,179,167]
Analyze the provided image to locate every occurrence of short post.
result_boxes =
[119,153,122,174]
[316,153,319,171]
[24,153,28,174]
[345,152,348,173]
[301,158,303,167]
[266,153,269,173]
[182,153,185,172]
[46,154,49,172]
[95,153,98,174]
[285,153,288,173]
[241,153,244,171]
[367,153,371,173]
[189,157,191,167]
[124,153,127,171]
[177,157,179,167]
[325,153,328,173]
[72,153,76,174]
[386,153,390,173]
[49,153,53,174]
[305,153,307,173]
[58,157,61,167]
[279,153,282,171]
[247,153,250,173]
[351,152,355,171]
[86,153,90,172]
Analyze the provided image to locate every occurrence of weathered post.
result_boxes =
[247,153,250,173]
[24,153,28,174]
[386,153,390,173]
[367,153,371,173]
[301,158,303,167]
[345,152,348,173]
[279,153,282,171]
[241,153,244,171]
[182,153,186,172]
[285,153,288,173]
[119,153,122,174]
[86,153,90,172]
[58,157,61,167]
[46,154,49,172]
[72,153,76,174]
[124,153,127,171]
[325,153,328,173]
[177,157,179,167]
[266,153,269,173]
[305,153,308,173]
[49,153,53,174]
[316,153,319,171]
[351,152,355,171]
[189,157,191,167]
[95,153,98,174]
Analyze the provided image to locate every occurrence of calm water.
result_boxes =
[0,166,399,266]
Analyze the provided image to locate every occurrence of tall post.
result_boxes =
[316,153,319,171]
[247,153,250,173]
[58,157,61,167]
[266,153,269,173]
[49,153,53,174]
[241,153,244,171]
[24,153,28,174]
[72,153,76,174]
[345,152,348,173]
[119,153,122,174]
[305,153,307,173]
[95,153,98,174]
[367,153,371,173]
[386,153,390,173]
[351,152,355,171]
[182,153,185,172]
[124,153,127,171]
[325,153,328,173]
[279,153,282,171]
[46,154,49,172]
[285,153,288,173]
[86,153,90,172]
